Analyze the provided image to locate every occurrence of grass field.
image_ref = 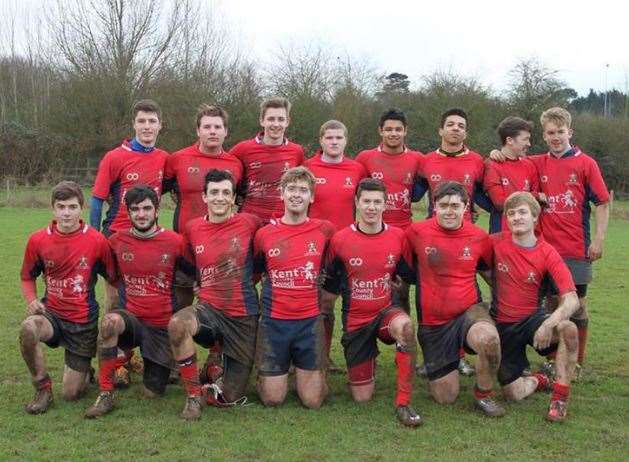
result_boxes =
[1,204,628,461]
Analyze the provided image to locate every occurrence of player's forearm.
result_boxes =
[547,291,579,326]
[21,279,38,304]
[593,202,610,243]
[89,196,104,230]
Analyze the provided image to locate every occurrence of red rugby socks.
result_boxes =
[98,346,119,392]
[395,351,413,407]
[178,354,201,397]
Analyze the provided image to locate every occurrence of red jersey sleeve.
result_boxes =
[477,233,493,271]
[20,234,43,281]
[97,234,117,283]
[483,161,507,210]
[585,157,610,205]
[92,152,118,199]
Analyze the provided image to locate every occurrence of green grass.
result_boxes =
[1,206,628,461]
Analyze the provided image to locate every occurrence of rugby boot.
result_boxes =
[84,391,114,418]
[571,363,582,382]
[546,399,568,422]
[113,366,130,389]
[396,405,423,427]
[180,396,202,421]
[128,353,144,375]
[458,358,475,377]
[474,397,506,418]
[25,388,53,415]
[539,360,556,380]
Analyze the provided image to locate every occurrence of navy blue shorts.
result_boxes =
[256,315,325,376]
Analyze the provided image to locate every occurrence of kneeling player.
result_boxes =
[19,181,114,414]
[254,167,334,409]
[168,169,262,420]
[323,178,421,426]
[404,181,504,417]
[492,192,579,422]
[85,186,190,417]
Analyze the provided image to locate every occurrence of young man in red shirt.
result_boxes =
[492,192,579,422]
[483,117,541,233]
[230,97,304,223]
[167,169,263,420]
[254,167,335,409]
[19,181,115,414]
[490,107,610,377]
[305,120,367,371]
[164,105,243,309]
[404,181,504,417]
[84,186,191,418]
[322,178,422,427]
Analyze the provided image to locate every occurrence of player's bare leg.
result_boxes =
[547,320,578,422]
[168,308,203,420]
[320,289,343,373]
[19,315,54,414]
[429,370,459,404]
[295,369,327,409]
[349,381,374,402]
[258,374,289,407]
[61,365,91,401]
[570,297,588,379]
[466,321,505,417]
[84,313,126,418]
[389,314,422,426]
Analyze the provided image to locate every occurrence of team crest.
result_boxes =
[404,172,413,185]
[501,177,509,186]
[77,256,88,269]
[541,175,549,183]
[527,272,537,284]
[459,246,473,261]
[305,241,319,256]
[463,174,472,185]
[283,162,291,172]
[230,237,241,251]
[344,177,354,188]
[567,173,578,184]
[385,253,396,268]
[160,253,170,264]
[524,179,531,191]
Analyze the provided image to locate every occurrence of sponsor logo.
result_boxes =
[351,273,391,301]
[430,174,441,182]
[386,189,410,210]
[187,166,200,174]
[371,172,384,180]
[546,189,577,214]
[268,248,281,257]
[123,272,169,296]
[195,245,204,254]
[249,161,262,169]
[269,261,317,288]
[45,274,86,299]
[497,262,509,272]
[126,172,140,181]
[501,177,510,186]
[541,175,549,183]
[424,246,437,255]
[122,252,134,262]
[349,257,363,267]
[315,177,326,185]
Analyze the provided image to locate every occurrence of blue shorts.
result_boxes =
[256,315,325,376]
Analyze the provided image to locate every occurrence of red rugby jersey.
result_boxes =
[109,228,188,328]
[529,148,610,260]
[483,157,540,233]
[254,218,335,319]
[92,140,168,236]
[404,218,492,326]
[183,213,262,317]
[491,232,575,323]
[230,134,304,223]
[325,224,407,332]
[419,149,486,222]
[355,146,423,229]
[304,154,367,230]
[20,221,115,323]
[164,144,243,232]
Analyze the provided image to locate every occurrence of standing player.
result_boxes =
[164,104,243,309]
[19,181,114,414]
[84,186,191,418]
[492,192,579,422]
[304,120,367,370]
[490,107,610,376]
[167,169,262,420]
[230,97,304,223]
[483,117,540,233]
[90,99,169,385]
[322,178,422,427]
[404,181,504,417]
[415,107,492,376]
[254,167,335,409]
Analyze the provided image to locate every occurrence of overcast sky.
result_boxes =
[226,0,628,96]
[3,0,627,96]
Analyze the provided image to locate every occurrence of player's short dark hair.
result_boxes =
[51,181,84,207]
[497,116,533,145]
[440,108,468,128]
[124,185,159,209]
[433,181,469,204]
[196,104,229,129]
[204,169,236,194]
[355,178,387,200]
[260,97,291,119]
[132,99,161,121]
[378,108,407,128]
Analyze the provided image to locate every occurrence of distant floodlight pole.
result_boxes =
[603,63,610,117]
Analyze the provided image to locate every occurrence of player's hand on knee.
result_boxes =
[533,322,553,350]
[26,299,45,316]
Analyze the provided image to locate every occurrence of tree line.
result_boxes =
[1,0,628,194]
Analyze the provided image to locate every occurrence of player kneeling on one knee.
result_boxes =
[322,178,422,426]
[492,192,580,422]
[85,186,191,418]
[405,181,505,417]
[19,181,115,414]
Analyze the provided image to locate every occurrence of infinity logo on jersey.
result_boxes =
[126,173,140,181]
[187,166,200,174]
[541,175,549,183]
[349,258,363,267]
[424,246,437,255]
[497,262,509,272]
[501,178,510,186]
[122,252,134,262]
[195,245,204,254]
[430,174,441,182]
[268,248,281,257]
[315,177,326,185]
[249,161,262,169]
[371,172,384,180]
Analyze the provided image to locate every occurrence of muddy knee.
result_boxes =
[559,320,578,352]
[19,319,39,346]
[168,316,189,347]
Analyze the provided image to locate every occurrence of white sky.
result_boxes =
[3,0,628,96]
[226,0,629,96]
